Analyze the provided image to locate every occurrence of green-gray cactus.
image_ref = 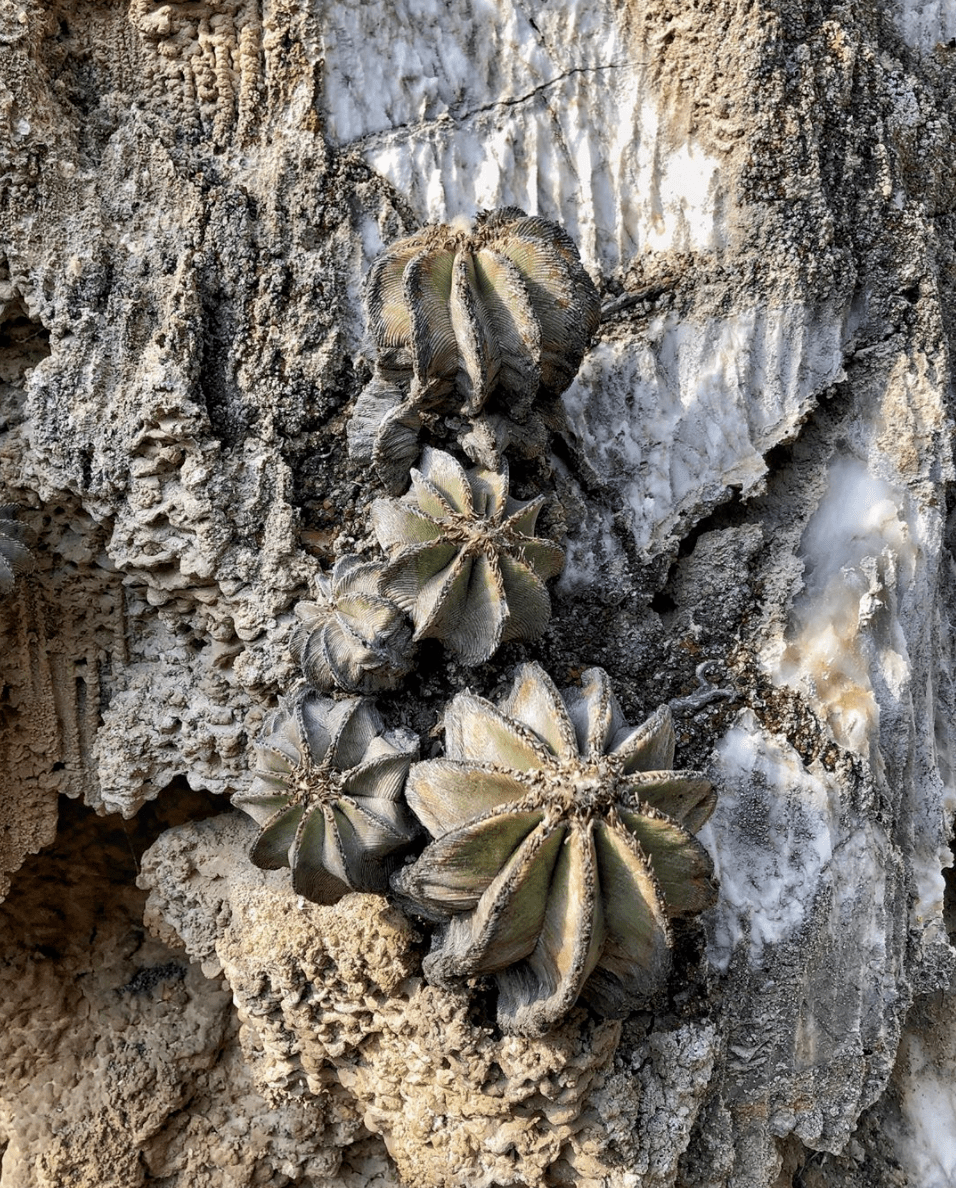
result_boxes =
[392,662,717,1037]
[233,689,420,904]
[291,556,415,694]
[371,447,564,666]
[350,209,601,490]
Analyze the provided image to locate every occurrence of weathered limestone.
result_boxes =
[2,1,956,1185]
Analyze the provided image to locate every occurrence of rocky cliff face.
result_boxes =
[2,1,956,1185]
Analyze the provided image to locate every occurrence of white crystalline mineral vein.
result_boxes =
[892,0,956,50]
[888,1026,956,1188]
[705,717,844,973]
[769,418,955,938]
[774,457,917,757]
[321,0,724,276]
[561,307,848,557]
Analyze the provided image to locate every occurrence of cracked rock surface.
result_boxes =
[2,0,956,1185]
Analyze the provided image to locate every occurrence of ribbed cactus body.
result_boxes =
[0,505,36,591]
[365,208,600,415]
[393,663,717,1036]
[233,690,419,905]
[350,209,601,490]
[371,448,564,665]
[290,557,414,694]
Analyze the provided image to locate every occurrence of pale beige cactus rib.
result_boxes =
[290,556,415,694]
[392,662,717,1037]
[233,689,419,905]
[371,447,564,665]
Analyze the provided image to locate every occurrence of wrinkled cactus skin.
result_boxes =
[392,662,717,1037]
[371,447,565,665]
[290,556,415,694]
[364,207,601,414]
[233,689,420,905]
[0,505,36,591]
[237,209,724,1039]
[350,208,601,490]
[346,376,424,495]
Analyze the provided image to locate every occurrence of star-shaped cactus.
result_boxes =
[233,689,420,904]
[291,556,415,694]
[371,447,564,665]
[392,662,717,1036]
[364,207,601,415]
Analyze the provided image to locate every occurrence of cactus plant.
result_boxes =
[291,556,415,694]
[350,208,602,490]
[392,662,717,1036]
[364,207,601,415]
[371,447,564,665]
[0,505,35,591]
[233,689,420,904]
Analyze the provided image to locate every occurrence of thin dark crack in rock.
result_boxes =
[336,61,645,152]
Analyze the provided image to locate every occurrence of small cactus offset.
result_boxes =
[291,556,415,694]
[371,447,565,665]
[233,689,420,904]
[0,505,36,591]
[392,662,717,1037]
[346,375,424,495]
[364,207,601,415]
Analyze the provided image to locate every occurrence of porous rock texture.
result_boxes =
[1,1,956,1186]
[140,812,716,1188]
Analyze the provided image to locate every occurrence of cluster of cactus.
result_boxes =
[286,444,566,680]
[234,210,719,1036]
